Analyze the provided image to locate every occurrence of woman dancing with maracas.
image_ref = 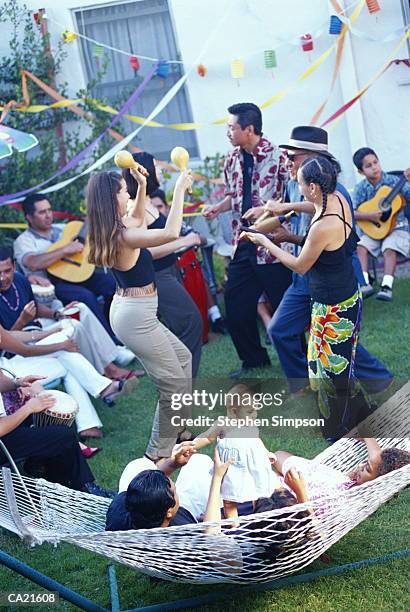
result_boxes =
[86,150,193,461]
[122,151,203,378]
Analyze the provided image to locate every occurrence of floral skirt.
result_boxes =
[308,291,374,439]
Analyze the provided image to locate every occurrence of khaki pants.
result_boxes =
[110,294,192,458]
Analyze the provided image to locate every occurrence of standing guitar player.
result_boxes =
[352,148,410,302]
[14,194,117,340]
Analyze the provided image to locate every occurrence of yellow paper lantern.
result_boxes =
[62,31,78,43]
[231,59,244,80]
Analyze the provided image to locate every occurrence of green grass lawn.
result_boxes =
[1,278,409,611]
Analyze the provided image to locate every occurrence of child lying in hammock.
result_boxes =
[193,383,280,524]
[270,438,410,505]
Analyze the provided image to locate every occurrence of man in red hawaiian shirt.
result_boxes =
[204,103,292,376]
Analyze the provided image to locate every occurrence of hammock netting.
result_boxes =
[0,387,409,585]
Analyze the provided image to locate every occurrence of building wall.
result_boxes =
[1,0,409,189]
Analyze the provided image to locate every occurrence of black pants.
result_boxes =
[156,264,203,378]
[0,422,94,491]
[224,245,292,368]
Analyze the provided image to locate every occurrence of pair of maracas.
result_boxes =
[114,146,189,175]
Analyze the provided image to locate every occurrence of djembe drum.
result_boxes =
[32,390,78,428]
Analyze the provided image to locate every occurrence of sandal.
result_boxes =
[81,446,102,459]
[101,376,139,407]
[115,369,145,381]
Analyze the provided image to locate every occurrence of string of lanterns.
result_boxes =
[40,0,386,84]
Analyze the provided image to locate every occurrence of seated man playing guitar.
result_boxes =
[14,194,117,340]
[352,148,410,302]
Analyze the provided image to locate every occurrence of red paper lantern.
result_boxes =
[366,0,381,14]
[301,34,313,52]
[197,63,207,77]
[129,56,140,73]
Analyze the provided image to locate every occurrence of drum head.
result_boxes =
[39,390,78,418]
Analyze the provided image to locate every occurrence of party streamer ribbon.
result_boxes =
[0,0,236,204]
[310,0,365,125]
[321,29,410,128]
[0,63,158,206]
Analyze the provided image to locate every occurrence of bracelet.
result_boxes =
[53,310,61,320]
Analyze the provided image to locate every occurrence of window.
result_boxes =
[74,0,199,160]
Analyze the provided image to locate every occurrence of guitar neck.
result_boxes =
[383,175,406,206]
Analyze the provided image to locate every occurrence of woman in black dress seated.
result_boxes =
[0,369,112,497]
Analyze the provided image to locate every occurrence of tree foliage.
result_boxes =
[0,0,122,245]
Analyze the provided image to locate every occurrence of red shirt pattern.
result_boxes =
[223,137,292,264]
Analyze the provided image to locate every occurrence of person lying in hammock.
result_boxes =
[271,438,410,505]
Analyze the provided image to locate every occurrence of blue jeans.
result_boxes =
[268,273,392,393]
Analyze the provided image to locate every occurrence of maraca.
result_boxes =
[114,150,148,176]
[170,146,189,171]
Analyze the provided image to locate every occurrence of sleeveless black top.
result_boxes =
[112,248,155,288]
[305,195,359,304]
[147,212,177,272]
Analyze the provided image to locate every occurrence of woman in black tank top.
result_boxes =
[243,156,374,440]
[123,153,203,378]
[86,162,195,461]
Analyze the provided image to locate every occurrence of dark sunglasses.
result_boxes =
[287,152,306,162]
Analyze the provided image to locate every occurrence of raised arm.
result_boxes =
[125,166,148,228]
[121,171,193,249]
[204,448,234,534]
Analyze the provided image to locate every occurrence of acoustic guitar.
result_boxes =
[356,174,406,240]
[47,221,95,283]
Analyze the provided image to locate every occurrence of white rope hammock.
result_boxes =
[0,385,409,585]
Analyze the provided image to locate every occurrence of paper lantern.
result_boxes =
[329,15,343,35]
[231,59,244,80]
[301,34,313,52]
[156,60,170,79]
[92,44,104,59]
[33,12,44,26]
[129,56,141,73]
[197,63,207,77]
[264,50,277,69]
[62,31,78,43]
[366,0,381,13]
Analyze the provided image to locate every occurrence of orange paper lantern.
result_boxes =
[197,64,207,77]
[366,0,381,13]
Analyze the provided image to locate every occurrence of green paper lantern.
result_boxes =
[92,44,104,59]
[264,49,277,69]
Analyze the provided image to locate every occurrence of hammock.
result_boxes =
[0,385,409,585]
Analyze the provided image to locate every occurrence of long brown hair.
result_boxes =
[86,172,124,268]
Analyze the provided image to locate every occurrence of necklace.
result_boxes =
[0,282,21,312]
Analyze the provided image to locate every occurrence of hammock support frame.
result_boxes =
[0,548,408,611]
